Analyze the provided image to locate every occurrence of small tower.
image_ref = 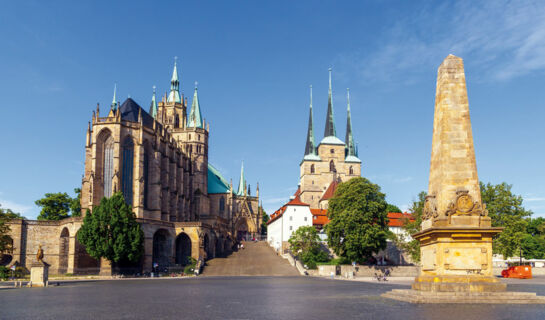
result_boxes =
[187,82,203,128]
[149,86,158,119]
[168,57,181,104]
[237,161,246,196]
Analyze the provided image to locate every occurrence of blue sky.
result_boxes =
[0,1,544,219]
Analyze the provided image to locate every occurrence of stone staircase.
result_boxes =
[201,241,300,276]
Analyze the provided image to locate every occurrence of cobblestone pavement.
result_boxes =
[2,276,545,320]
[202,241,300,276]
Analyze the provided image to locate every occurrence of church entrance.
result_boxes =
[175,233,192,266]
[236,219,250,241]
[152,229,172,269]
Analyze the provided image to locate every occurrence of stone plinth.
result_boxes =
[30,262,49,287]
[382,289,545,304]
[413,227,503,292]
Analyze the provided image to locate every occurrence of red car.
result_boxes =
[501,265,532,279]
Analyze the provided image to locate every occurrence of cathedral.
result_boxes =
[5,60,261,274]
[298,69,362,209]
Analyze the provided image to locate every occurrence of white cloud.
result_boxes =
[525,197,545,202]
[338,0,545,84]
[0,198,35,217]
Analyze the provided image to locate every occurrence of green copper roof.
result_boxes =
[111,83,118,111]
[324,68,337,138]
[237,161,246,196]
[167,58,181,103]
[319,135,345,145]
[345,155,361,163]
[187,83,203,128]
[207,163,230,194]
[304,85,319,160]
[149,86,158,119]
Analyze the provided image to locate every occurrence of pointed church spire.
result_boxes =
[187,81,203,128]
[324,68,336,138]
[303,85,320,160]
[111,84,118,111]
[237,161,245,196]
[150,85,158,119]
[344,88,361,163]
[167,57,181,103]
[345,88,356,157]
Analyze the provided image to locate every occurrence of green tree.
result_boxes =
[35,192,72,220]
[480,182,532,259]
[77,193,144,263]
[288,226,328,269]
[71,188,82,217]
[0,205,24,257]
[396,191,426,262]
[325,177,389,262]
[387,204,402,213]
[260,206,269,236]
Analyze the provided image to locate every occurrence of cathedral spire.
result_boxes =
[167,57,181,103]
[345,88,355,157]
[324,68,336,138]
[344,88,361,163]
[303,85,320,160]
[187,81,203,128]
[111,83,118,111]
[237,161,245,196]
[150,85,158,119]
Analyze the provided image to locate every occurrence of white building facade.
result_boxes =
[267,198,313,252]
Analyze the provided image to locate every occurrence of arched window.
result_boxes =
[310,164,315,174]
[103,135,114,198]
[219,197,225,214]
[122,137,134,205]
[175,114,180,128]
[349,166,354,175]
[143,151,150,209]
[329,160,336,173]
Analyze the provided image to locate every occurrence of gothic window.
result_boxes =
[219,197,225,214]
[143,151,149,209]
[122,137,134,205]
[310,164,315,174]
[103,135,114,198]
[329,160,336,173]
[175,115,180,128]
[349,166,354,175]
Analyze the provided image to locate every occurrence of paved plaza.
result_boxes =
[1,276,545,320]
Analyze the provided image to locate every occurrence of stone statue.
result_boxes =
[36,244,44,263]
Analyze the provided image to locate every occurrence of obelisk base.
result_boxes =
[412,274,506,292]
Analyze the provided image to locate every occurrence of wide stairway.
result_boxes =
[202,241,300,276]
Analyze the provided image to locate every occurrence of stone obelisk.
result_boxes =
[382,55,545,302]
[414,54,503,292]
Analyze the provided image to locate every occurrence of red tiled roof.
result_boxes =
[267,192,309,225]
[320,180,339,201]
[387,212,415,227]
[310,208,329,226]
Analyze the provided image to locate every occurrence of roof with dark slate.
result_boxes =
[119,98,154,128]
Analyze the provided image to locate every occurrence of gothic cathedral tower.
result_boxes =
[299,69,362,208]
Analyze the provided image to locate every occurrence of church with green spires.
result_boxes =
[298,68,362,209]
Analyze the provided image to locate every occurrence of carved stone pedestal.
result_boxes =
[30,262,49,287]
